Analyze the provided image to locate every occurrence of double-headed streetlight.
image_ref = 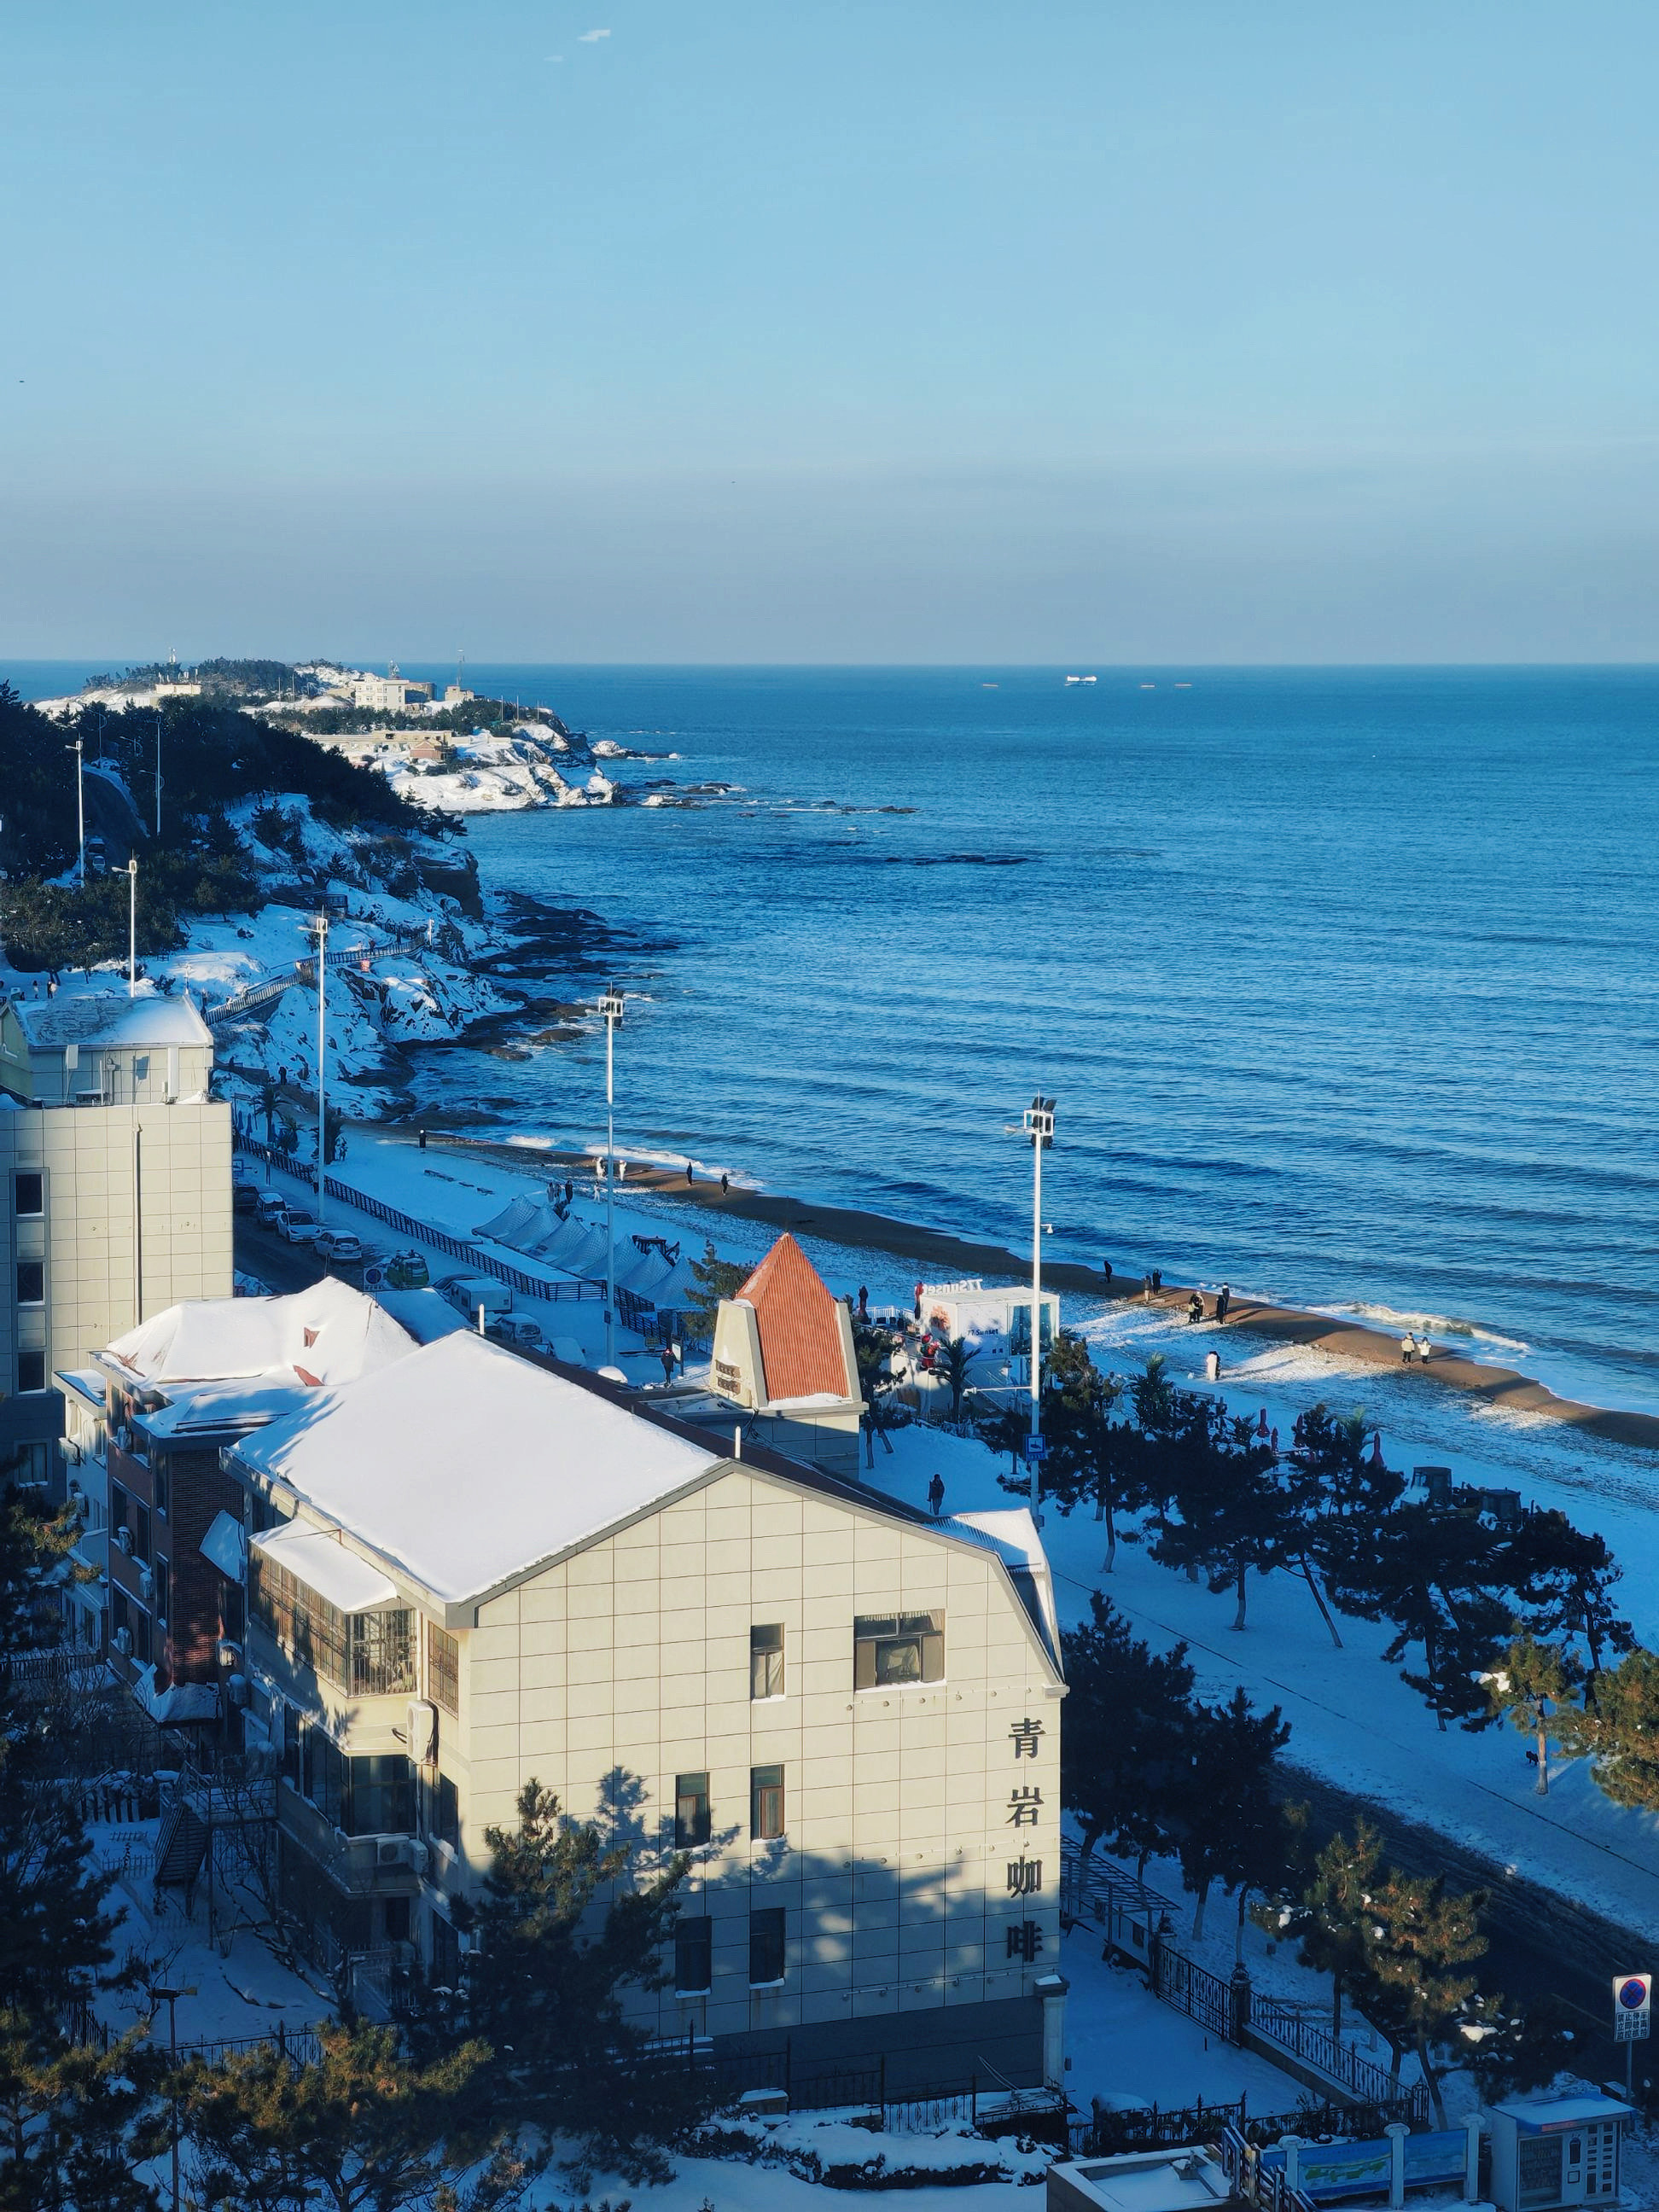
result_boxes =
[313,914,329,1219]
[599,986,626,1370]
[1018,1095,1057,1524]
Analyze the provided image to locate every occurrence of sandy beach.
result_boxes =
[408,1128,1659,1456]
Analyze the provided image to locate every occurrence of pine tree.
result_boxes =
[1487,1633,1583,1795]
[466,1779,713,2182]
[681,1243,744,1344]
[1059,1595,1197,1878]
[1169,1688,1291,1941]
[174,2021,522,2212]
[1148,1399,1288,1631]
[1259,1819,1388,2043]
[1559,1645,1659,1811]
[1504,1511,1633,1680]
[1354,1867,1487,2125]
[1328,1500,1511,1731]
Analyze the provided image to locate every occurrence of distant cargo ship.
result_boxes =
[1062,674,1097,685]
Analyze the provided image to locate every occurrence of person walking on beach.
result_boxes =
[1186,1291,1203,1324]
[660,1346,675,1386]
[1216,1284,1231,1324]
[1415,1332,1432,1363]
[685,1162,694,1185]
[1102,1259,1113,1290]
[720,1173,729,1196]
[1400,1333,1415,1365]
[1152,1268,1163,1294]
[928,1471,945,1518]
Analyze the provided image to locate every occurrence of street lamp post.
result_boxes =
[1019,1095,1057,1524]
[599,986,626,1370]
[152,1982,197,2212]
[66,738,84,884]
[314,913,329,1220]
[154,711,163,838]
[126,859,138,996]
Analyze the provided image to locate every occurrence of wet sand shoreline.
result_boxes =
[409,1128,1659,1456]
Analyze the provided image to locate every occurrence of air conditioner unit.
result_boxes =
[226,1673,248,1708]
[374,1835,422,1871]
[138,1568,154,1600]
[113,1627,131,1656]
[410,1839,429,1877]
[114,1527,131,1554]
[405,1697,437,1764]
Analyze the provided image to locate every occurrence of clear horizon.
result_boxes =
[4,2,1656,661]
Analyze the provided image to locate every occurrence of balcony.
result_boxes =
[276,1781,426,1898]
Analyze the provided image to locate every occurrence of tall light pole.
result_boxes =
[314,913,329,1219]
[599,985,625,1370]
[1020,1095,1056,1524]
[126,859,138,996]
[66,738,84,884]
[152,1982,196,2212]
[154,711,163,838]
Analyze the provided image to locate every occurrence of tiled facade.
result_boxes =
[243,1459,1066,2087]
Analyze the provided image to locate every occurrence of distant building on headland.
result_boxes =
[351,666,434,713]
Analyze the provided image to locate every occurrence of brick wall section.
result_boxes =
[163,1445,241,1683]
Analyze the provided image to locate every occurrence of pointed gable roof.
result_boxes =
[736,1233,854,1404]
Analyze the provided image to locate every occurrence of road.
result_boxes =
[234,1214,331,1296]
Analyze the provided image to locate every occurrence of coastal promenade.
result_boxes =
[410,1131,1659,1457]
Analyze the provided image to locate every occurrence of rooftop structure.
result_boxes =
[708,1232,864,1473]
[0,986,213,1107]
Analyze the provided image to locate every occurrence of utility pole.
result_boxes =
[154,711,163,838]
[315,913,329,1218]
[127,859,138,995]
[600,987,625,1370]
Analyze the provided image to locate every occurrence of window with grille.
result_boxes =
[674,1916,713,1994]
[750,1764,785,1841]
[750,1623,784,1699]
[853,1610,944,1690]
[427,1622,459,1715]
[675,1773,711,1849]
[748,1907,785,1986]
[16,1260,43,1307]
[250,1552,414,1695]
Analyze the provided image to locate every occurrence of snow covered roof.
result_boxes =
[734,1234,856,1403]
[371,1288,469,1343]
[252,1522,399,1613]
[102,1278,416,1390]
[229,1330,719,1610]
[10,988,212,1051]
[948,1508,1063,1669]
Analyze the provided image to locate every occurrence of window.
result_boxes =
[14,1173,42,1217]
[428,1772,459,1851]
[674,1916,713,1994]
[674,1772,711,1849]
[854,1610,945,1690]
[249,1551,416,1695]
[134,1055,150,1083]
[131,1503,151,1567]
[427,1622,459,1716]
[111,1481,130,1541]
[16,1351,44,1394]
[111,1588,130,1645]
[132,1604,152,1666]
[153,1460,169,1519]
[15,1260,43,1307]
[750,1624,784,1700]
[750,1765,785,1841]
[748,1907,785,1986]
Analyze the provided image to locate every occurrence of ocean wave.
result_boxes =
[1318,1301,1530,1355]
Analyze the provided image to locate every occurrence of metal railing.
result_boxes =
[1250,1992,1415,2112]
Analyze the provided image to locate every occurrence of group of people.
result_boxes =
[1182,1284,1231,1325]
[1399,1330,1435,1364]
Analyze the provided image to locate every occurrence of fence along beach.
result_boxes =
[416,1131,1659,1457]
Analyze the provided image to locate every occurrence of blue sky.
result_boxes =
[2,1,1656,662]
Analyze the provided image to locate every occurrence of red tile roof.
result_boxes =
[736,1234,854,1404]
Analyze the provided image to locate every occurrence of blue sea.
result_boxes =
[12,661,1658,1418]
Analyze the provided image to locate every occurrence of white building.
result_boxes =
[351,670,434,713]
[212,1255,1067,2096]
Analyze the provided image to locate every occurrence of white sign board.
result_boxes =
[1614,1974,1650,2042]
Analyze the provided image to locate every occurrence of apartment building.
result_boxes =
[63,1278,417,1712]
[213,1244,1067,2093]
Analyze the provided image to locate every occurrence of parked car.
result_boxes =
[384,1249,430,1289]
[487,1314,547,1354]
[254,1192,289,1228]
[232,1181,260,1214]
[315,1229,364,1263]
[279,1208,321,1245]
